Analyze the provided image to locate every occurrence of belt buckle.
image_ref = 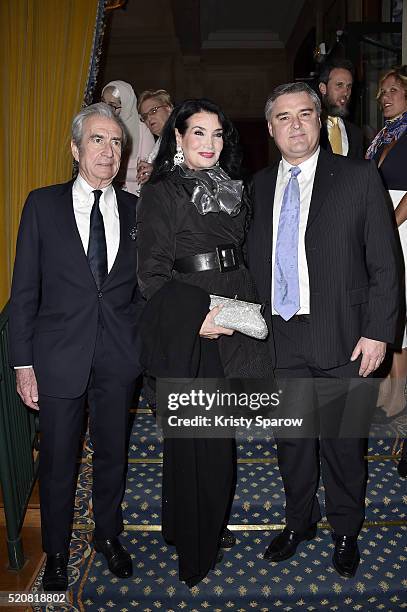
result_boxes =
[216,243,239,273]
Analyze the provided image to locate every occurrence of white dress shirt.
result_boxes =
[15,175,120,369]
[272,147,320,315]
[72,174,120,272]
[326,116,349,156]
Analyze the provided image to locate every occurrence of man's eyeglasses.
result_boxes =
[140,105,167,122]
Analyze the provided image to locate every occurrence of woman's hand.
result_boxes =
[137,160,153,185]
[199,306,234,339]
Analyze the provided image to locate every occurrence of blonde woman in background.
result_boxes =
[366,66,407,423]
[136,89,173,184]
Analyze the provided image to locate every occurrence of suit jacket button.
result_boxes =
[98,292,103,298]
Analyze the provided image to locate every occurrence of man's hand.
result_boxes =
[16,367,39,410]
[350,337,386,377]
[199,306,234,340]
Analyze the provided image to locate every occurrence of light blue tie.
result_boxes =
[273,165,301,320]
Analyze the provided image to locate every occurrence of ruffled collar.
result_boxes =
[173,163,243,216]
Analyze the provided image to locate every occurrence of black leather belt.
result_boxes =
[174,243,244,273]
[273,314,311,322]
[293,314,311,323]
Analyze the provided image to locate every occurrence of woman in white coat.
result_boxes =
[102,80,155,195]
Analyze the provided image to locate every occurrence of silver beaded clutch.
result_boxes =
[209,295,268,339]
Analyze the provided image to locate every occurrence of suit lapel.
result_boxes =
[254,164,278,299]
[103,187,134,286]
[53,181,96,285]
[306,148,337,230]
[260,164,278,256]
[320,122,331,153]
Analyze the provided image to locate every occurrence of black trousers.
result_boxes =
[39,327,137,554]
[272,315,377,536]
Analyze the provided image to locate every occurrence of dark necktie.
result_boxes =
[87,189,107,288]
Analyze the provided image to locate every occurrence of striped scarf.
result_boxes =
[365,110,407,160]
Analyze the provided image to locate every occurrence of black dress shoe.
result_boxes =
[397,458,407,477]
[332,534,360,578]
[42,553,68,592]
[220,527,236,549]
[94,537,133,578]
[264,524,317,562]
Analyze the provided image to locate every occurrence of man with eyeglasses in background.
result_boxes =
[318,59,364,159]
[136,89,173,185]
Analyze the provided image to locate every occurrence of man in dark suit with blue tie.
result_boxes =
[9,103,144,591]
[247,83,401,578]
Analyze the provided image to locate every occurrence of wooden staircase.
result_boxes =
[0,482,43,610]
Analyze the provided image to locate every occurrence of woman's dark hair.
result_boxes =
[150,98,243,181]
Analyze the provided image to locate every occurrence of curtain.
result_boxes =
[0,0,103,307]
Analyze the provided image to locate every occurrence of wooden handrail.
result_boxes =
[0,303,39,570]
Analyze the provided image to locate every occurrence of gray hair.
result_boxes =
[265,82,321,121]
[71,102,128,149]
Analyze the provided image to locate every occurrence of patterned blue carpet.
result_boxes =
[124,413,406,529]
[76,527,407,611]
[123,459,406,528]
[32,406,407,611]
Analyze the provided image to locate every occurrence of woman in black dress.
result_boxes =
[136,99,273,584]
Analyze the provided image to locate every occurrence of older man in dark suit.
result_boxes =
[9,103,144,590]
[247,82,401,577]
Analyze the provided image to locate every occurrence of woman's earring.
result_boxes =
[173,144,185,165]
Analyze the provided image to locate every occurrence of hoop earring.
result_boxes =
[173,145,185,165]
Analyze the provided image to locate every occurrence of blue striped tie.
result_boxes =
[273,166,301,320]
